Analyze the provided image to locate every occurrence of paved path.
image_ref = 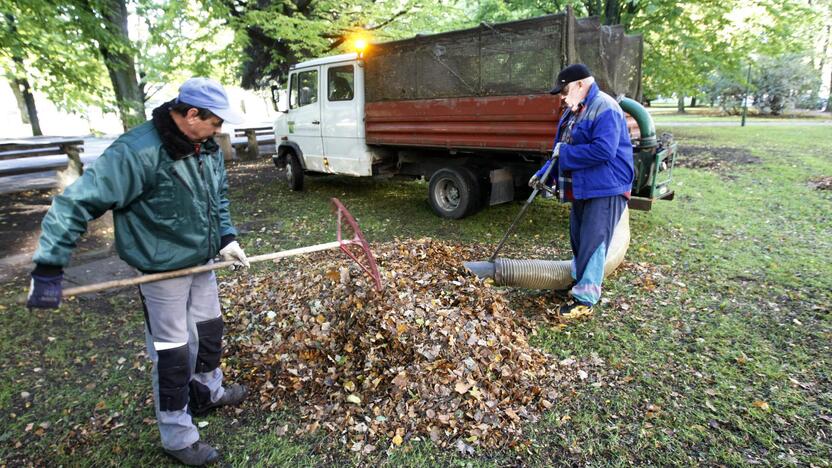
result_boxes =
[655,120,832,127]
[63,255,136,297]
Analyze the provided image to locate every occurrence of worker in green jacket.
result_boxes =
[27,78,250,466]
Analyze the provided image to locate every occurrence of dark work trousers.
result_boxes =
[568,195,628,305]
[139,266,226,451]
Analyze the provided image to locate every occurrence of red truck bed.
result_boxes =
[365,94,564,153]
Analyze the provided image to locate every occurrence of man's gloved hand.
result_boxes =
[553,142,563,157]
[528,174,540,188]
[219,241,250,268]
[27,273,63,309]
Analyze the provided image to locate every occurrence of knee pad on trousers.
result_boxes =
[157,344,190,411]
[195,317,224,374]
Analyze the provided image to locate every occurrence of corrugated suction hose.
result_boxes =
[465,208,630,289]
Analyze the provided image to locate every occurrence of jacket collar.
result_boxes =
[151,99,218,160]
[578,82,600,109]
[559,82,599,121]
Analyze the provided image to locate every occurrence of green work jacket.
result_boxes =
[33,121,237,272]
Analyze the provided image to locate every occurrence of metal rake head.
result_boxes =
[331,198,382,291]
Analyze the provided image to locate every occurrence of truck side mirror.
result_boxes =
[272,85,288,113]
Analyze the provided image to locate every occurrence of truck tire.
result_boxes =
[286,152,304,191]
[428,167,481,219]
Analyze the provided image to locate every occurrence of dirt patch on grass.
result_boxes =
[227,159,284,201]
[676,145,761,175]
[0,189,114,263]
[807,176,832,191]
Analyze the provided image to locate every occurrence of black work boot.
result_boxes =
[163,440,220,466]
[191,383,248,416]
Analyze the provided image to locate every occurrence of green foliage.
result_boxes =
[224,0,474,88]
[700,69,748,115]
[135,0,239,99]
[0,1,114,114]
[751,54,820,114]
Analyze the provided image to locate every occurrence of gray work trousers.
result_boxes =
[139,267,226,451]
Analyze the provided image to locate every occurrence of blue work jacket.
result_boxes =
[535,83,634,200]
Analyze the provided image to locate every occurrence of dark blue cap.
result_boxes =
[549,64,592,95]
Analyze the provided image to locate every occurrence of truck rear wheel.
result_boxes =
[286,152,304,191]
[428,167,481,219]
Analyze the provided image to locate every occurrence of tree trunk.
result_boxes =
[826,66,832,112]
[14,77,42,136]
[95,0,145,130]
[819,25,830,111]
[677,95,685,113]
[9,80,29,124]
[4,13,42,135]
[690,96,697,107]
[604,0,621,25]
[584,0,602,17]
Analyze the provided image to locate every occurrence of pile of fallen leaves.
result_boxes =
[220,239,580,453]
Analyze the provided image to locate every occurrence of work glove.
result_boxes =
[553,142,563,157]
[528,174,540,188]
[27,273,63,309]
[219,241,250,268]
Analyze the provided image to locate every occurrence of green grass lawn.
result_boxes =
[1,125,830,466]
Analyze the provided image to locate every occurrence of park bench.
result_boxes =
[231,126,275,160]
[0,137,84,177]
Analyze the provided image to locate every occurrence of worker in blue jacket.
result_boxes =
[529,64,634,318]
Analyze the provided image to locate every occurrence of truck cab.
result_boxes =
[274,53,374,189]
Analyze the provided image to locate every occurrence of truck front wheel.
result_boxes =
[428,167,481,219]
[286,152,304,191]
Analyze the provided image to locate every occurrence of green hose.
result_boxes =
[618,97,657,148]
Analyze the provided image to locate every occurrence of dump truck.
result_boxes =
[271,8,675,218]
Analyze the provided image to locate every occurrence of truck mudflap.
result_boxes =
[488,168,515,206]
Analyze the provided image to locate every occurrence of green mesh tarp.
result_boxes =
[365,8,642,102]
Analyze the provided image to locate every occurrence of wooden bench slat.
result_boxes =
[0,140,84,152]
[0,138,85,178]
[0,161,69,177]
[0,147,84,160]
[234,127,273,136]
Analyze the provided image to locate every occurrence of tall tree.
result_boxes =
[1,0,126,133]
[87,0,145,129]
[1,13,41,135]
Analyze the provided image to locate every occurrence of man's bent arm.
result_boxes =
[33,142,151,267]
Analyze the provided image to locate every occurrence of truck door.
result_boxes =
[321,63,370,176]
[287,67,324,171]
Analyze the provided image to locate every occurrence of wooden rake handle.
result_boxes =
[61,240,348,297]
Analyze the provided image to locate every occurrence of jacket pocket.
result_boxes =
[150,179,178,220]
